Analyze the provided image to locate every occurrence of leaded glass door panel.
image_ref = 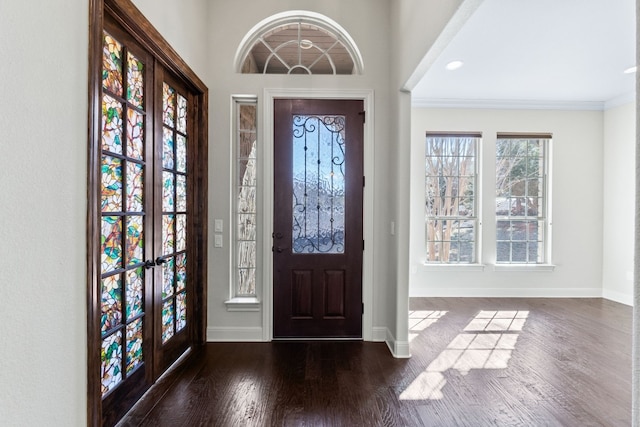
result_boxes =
[153,72,192,374]
[94,14,199,426]
[273,99,364,338]
[98,19,155,425]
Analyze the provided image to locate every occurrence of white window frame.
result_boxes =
[494,133,553,268]
[226,95,261,311]
[424,132,481,265]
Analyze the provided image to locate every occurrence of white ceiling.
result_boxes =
[411,0,636,109]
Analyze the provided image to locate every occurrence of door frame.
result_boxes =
[263,88,375,341]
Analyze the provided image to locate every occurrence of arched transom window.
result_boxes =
[235,10,364,75]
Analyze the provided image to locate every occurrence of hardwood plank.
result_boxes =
[119,298,631,426]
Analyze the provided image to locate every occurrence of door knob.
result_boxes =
[155,257,167,265]
[143,259,155,269]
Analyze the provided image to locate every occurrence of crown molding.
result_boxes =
[604,91,636,110]
[411,97,607,111]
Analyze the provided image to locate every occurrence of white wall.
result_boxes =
[131,0,210,80]
[388,0,468,357]
[205,0,394,343]
[603,102,636,305]
[410,108,604,297]
[0,0,88,425]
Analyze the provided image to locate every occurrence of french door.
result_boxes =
[273,99,364,338]
[88,3,207,426]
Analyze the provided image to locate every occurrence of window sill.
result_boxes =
[422,263,486,272]
[493,264,556,272]
[224,297,261,312]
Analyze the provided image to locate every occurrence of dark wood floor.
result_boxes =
[118,298,631,426]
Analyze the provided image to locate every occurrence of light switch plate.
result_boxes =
[214,234,223,248]
[214,219,223,233]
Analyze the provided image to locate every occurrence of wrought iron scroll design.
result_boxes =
[292,115,346,254]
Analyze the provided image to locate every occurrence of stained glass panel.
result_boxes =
[162,300,175,343]
[126,318,143,374]
[162,257,175,299]
[292,115,346,254]
[101,216,122,273]
[176,253,186,292]
[162,83,175,127]
[176,175,187,211]
[101,274,122,333]
[102,32,123,97]
[176,214,186,252]
[163,215,175,255]
[163,172,175,212]
[176,292,187,332]
[102,95,123,155]
[101,156,122,212]
[126,215,143,265]
[101,331,123,395]
[126,109,144,160]
[125,267,143,320]
[176,135,187,173]
[163,127,174,169]
[126,162,144,212]
[126,52,144,108]
[177,94,187,133]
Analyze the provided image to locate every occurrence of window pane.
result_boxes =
[292,115,346,254]
[234,99,258,296]
[425,135,479,263]
[496,136,548,264]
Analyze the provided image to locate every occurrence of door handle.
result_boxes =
[144,257,167,269]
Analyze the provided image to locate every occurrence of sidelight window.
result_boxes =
[233,97,258,297]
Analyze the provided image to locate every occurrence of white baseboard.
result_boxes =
[372,327,387,342]
[602,289,633,306]
[206,326,264,342]
[409,287,603,298]
[384,328,411,359]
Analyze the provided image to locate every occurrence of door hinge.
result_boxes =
[362,239,365,251]
[358,110,366,123]
[362,302,365,314]
[363,176,365,187]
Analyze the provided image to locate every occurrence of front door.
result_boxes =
[273,99,364,338]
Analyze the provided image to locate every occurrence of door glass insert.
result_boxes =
[160,82,188,344]
[292,115,346,254]
[99,31,147,396]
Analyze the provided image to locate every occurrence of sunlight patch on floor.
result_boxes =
[408,310,448,342]
[401,310,529,400]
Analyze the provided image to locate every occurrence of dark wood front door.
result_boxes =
[273,99,364,338]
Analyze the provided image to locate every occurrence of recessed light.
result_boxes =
[299,39,313,50]
[624,66,637,74]
[445,60,464,71]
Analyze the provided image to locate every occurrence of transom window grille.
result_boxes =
[236,12,364,75]
[234,97,258,296]
[425,133,479,263]
[495,134,550,264]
